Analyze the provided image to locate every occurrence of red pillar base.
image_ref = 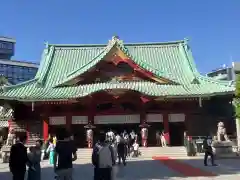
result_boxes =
[87,141,93,148]
[26,122,29,144]
[142,139,148,147]
[163,113,170,145]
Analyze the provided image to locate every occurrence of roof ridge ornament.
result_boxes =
[44,41,49,54]
[112,35,120,40]
[107,35,121,50]
[183,37,190,49]
[109,35,121,44]
[184,37,189,44]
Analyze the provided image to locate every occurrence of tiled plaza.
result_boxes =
[1,157,240,180]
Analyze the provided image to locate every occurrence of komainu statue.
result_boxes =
[217,121,229,142]
[212,121,234,157]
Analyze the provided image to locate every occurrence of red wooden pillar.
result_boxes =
[87,99,96,125]
[8,119,12,132]
[140,111,146,124]
[43,118,49,141]
[184,112,189,135]
[88,108,94,125]
[140,103,148,147]
[66,114,72,133]
[25,122,29,144]
[86,101,95,148]
[163,112,170,145]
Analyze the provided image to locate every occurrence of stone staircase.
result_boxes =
[76,146,187,162]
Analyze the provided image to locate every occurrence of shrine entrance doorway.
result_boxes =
[95,123,140,135]
[93,114,140,144]
[49,125,66,138]
[71,125,86,148]
[147,122,164,146]
[168,113,186,146]
[169,122,185,146]
[94,123,140,144]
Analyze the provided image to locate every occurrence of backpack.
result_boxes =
[92,143,115,168]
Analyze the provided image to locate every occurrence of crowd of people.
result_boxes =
[7,128,139,180]
[92,129,139,180]
[6,128,220,180]
[8,129,77,180]
[105,129,140,158]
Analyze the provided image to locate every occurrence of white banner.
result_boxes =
[49,116,66,125]
[94,114,140,124]
[72,116,88,124]
[168,113,185,122]
[146,114,163,122]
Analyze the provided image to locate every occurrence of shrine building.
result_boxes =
[0,36,235,147]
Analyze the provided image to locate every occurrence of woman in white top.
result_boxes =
[161,131,167,147]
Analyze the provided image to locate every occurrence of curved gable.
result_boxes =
[41,36,191,87]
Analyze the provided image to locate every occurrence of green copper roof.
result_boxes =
[0,81,234,101]
[0,36,235,101]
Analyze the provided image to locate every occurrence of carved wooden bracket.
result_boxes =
[140,96,150,103]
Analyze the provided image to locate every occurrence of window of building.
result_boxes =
[0,63,37,84]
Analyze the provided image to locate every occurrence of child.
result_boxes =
[132,140,139,157]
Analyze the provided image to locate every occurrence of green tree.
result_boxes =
[234,74,240,118]
[0,75,9,86]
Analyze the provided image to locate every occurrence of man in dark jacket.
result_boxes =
[203,137,217,166]
[54,129,77,180]
[9,134,28,180]
[117,136,126,166]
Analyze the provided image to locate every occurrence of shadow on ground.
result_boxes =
[0,158,240,179]
[177,158,240,176]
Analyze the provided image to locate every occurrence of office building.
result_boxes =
[0,37,38,84]
[207,62,240,81]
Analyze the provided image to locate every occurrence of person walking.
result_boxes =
[27,140,42,180]
[161,131,167,147]
[156,131,161,146]
[41,140,48,160]
[47,139,55,165]
[54,129,77,180]
[203,137,217,166]
[9,134,28,180]
[53,135,57,146]
[92,132,116,180]
[117,136,126,166]
[130,130,136,146]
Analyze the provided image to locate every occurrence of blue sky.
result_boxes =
[0,0,239,74]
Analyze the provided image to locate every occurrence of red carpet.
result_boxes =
[152,156,217,177]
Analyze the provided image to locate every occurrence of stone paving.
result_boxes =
[0,157,240,180]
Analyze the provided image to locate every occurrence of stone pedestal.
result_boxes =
[236,118,240,147]
[212,141,235,158]
[1,145,11,163]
